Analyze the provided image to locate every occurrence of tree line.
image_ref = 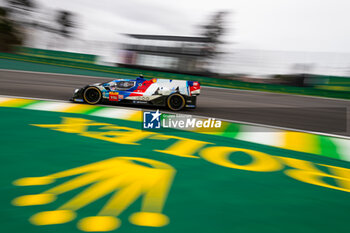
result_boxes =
[0,0,76,52]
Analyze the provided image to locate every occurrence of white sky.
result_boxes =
[6,0,350,52]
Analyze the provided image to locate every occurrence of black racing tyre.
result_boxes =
[83,86,102,104]
[167,93,185,111]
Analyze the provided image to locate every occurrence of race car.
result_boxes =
[71,75,200,111]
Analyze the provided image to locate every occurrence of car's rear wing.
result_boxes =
[188,81,200,95]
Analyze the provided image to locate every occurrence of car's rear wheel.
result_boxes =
[83,86,102,104]
[167,93,185,111]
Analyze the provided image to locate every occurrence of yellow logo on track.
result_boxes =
[12,157,176,232]
[29,117,350,194]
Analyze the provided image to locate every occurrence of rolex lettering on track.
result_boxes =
[1,105,350,233]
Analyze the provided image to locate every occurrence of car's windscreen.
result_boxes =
[115,81,135,89]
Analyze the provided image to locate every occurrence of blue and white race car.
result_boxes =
[71,75,200,111]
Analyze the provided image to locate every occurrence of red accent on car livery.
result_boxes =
[189,81,200,96]
[129,80,154,96]
[109,92,119,101]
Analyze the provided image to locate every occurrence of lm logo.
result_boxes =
[12,157,176,232]
[143,110,161,129]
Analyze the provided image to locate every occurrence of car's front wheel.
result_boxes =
[83,86,102,104]
[167,93,185,111]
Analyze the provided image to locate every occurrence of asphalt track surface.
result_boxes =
[0,69,349,136]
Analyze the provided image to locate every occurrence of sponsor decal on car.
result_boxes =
[133,101,148,104]
[109,92,119,101]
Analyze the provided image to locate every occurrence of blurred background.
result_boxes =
[1,0,350,90]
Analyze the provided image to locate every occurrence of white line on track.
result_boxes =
[24,102,72,111]
[90,108,137,119]
[1,94,349,140]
